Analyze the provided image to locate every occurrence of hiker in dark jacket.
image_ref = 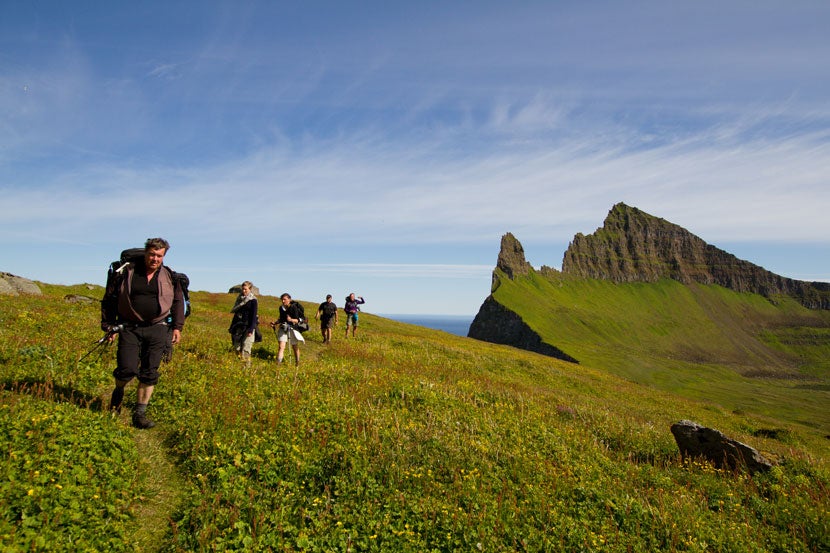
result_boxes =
[229,281,258,367]
[101,237,185,429]
[270,293,305,365]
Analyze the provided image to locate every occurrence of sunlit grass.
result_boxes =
[492,270,830,436]
[0,284,828,551]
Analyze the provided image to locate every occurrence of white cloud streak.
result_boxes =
[2,101,829,250]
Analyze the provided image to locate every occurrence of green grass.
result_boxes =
[491,270,830,436]
[0,283,828,551]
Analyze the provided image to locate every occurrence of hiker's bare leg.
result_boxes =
[137,383,154,405]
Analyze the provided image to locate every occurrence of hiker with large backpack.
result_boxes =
[101,237,187,429]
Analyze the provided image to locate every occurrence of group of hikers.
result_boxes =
[100,237,365,430]
[228,285,365,368]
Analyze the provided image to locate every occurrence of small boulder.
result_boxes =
[228,284,261,296]
[64,294,97,304]
[671,420,773,473]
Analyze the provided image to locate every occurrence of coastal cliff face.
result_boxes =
[562,203,829,309]
[468,203,829,359]
[469,234,579,362]
[467,296,579,363]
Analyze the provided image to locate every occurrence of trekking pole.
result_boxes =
[78,325,124,363]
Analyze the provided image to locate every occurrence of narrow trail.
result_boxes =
[110,332,348,549]
[113,411,188,552]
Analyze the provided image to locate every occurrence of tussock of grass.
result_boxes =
[0,284,828,551]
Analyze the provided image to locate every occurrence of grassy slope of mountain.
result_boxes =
[491,269,830,436]
[1,283,828,551]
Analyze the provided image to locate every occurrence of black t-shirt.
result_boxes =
[318,301,337,320]
[130,266,161,321]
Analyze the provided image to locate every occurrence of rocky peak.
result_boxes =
[496,232,533,281]
[561,203,829,309]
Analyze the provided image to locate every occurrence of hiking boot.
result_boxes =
[132,412,156,429]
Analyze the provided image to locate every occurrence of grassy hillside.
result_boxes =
[1,284,828,551]
[492,269,830,436]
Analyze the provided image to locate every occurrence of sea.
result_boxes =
[381,314,474,337]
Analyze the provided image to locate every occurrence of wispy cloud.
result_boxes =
[2,98,828,248]
[146,62,184,80]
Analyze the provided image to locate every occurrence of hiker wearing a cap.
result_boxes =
[315,294,339,344]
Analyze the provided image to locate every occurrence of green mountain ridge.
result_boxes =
[469,204,830,436]
[565,203,830,309]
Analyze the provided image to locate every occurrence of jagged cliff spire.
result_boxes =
[497,233,533,280]
[561,203,829,309]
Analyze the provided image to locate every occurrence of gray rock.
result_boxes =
[0,272,42,296]
[0,279,15,295]
[670,420,773,473]
[228,284,261,296]
[64,294,97,304]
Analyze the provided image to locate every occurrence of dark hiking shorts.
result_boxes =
[320,316,336,330]
[113,324,169,385]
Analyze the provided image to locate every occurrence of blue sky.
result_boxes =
[2,1,829,315]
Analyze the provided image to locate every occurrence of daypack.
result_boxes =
[291,301,309,333]
[106,248,191,317]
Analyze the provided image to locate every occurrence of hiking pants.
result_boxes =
[114,323,169,385]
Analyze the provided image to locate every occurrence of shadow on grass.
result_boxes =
[1,377,104,411]
[252,345,283,360]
